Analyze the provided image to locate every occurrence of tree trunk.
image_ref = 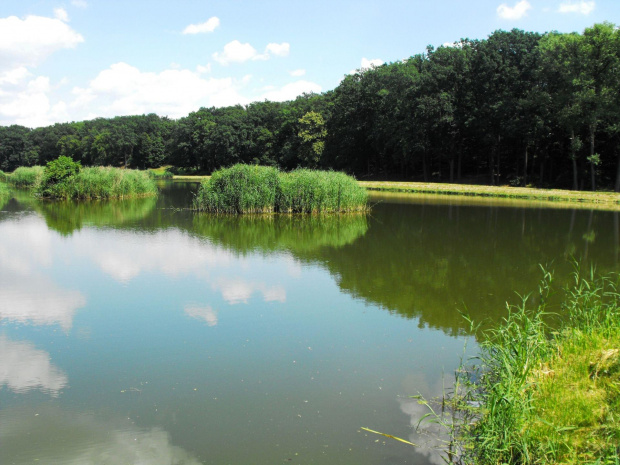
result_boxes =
[449,158,454,183]
[615,151,620,192]
[524,145,528,186]
[570,131,578,190]
[589,124,596,191]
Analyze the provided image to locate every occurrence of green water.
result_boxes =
[0,183,617,465]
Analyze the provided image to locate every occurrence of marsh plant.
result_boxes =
[413,267,620,464]
[8,166,45,188]
[37,157,157,200]
[193,164,368,214]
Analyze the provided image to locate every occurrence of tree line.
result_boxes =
[2,22,620,191]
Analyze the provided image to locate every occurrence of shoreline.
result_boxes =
[171,176,620,210]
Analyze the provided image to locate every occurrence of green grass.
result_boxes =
[0,170,8,182]
[0,181,10,206]
[8,166,45,188]
[426,267,620,464]
[193,164,368,214]
[148,166,174,179]
[359,180,620,209]
[40,166,158,200]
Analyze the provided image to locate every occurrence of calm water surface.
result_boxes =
[1,183,618,465]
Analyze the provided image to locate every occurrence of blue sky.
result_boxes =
[0,0,617,127]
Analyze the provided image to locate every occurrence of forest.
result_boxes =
[1,22,620,191]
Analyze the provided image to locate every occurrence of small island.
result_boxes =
[193,164,368,214]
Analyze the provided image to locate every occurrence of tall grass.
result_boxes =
[193,164,368,213]
[420,267,620,464]
[194,164,280,213]
[0,181,10,204]
[0,170,8,182]
[9,166,45,188]
[40,166,158,200]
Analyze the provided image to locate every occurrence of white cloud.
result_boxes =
[0,14,84,71]
[558,1,595,14]
[361,57,384,69]
[71,62,251,119]
[71,0,88,8]
[257,80,322,101]
[212,40,266,65]
[212,40,291,66]
[196,63,211,74]
[182,16,220,34]
[497,0,532,19]
[289,69,306,77]
[54,8,70,22]
[0,335,68,397]
[265,42,290,57]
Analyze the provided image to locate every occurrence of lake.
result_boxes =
[1,183,618,465]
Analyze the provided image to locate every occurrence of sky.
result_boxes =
[0,0,618,128]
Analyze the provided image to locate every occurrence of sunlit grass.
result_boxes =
[41,166,158,200]
[433,267,620,464]
[8,166,45,188]
[359,181,620,208]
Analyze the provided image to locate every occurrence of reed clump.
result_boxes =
[422,267,620,464]
[40,166,158,200]
[193,164,368,214]
[8,166,45,188]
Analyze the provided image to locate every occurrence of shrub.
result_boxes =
[39,156,81,197]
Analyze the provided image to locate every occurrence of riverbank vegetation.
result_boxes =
[360,181,620,208]
[193,164,367,213]
[0,181,9,201]
[2,23,620,191]
[32,156,157,200]
[8,166,45,188]
[424,269,620,464]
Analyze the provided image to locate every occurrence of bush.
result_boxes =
[193,164,368,214]
[39,156,81,197]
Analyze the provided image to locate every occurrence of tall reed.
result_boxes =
[421,267,620,464]
[193,164,368,214]
[9,166,45,188]
[41,166,158,200]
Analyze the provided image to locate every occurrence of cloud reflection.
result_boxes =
[1,405,202,465]
[214,278,286,304]
[0,274,86,330]
[184,305,218,327]
[0,335,68,396]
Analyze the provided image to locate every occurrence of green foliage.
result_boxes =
[9,166,45,188]
[193,164,368,214]
[424,268,620,464]
[193,164,280,213]
[39,156,82,196]
[41,166,158,200]
[0,181,10,203]
[277,169,368,213]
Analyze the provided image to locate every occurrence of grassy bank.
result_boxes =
[193,164,368,213]
[360,180,620,208]
[40,166,158,200]
[8,166,45,188]
[432,268,620,464]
